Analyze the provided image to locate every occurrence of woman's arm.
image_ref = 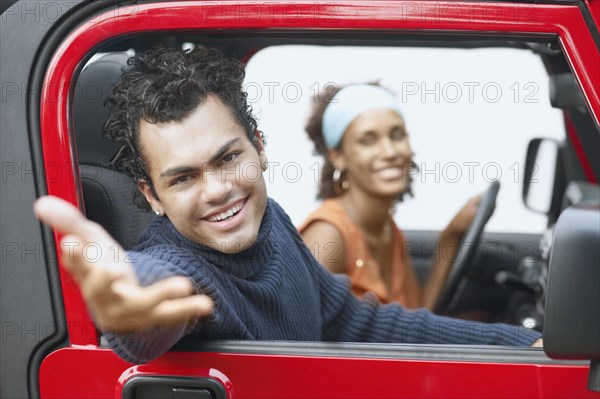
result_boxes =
[301,221,346,274]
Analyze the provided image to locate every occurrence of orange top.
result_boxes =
[298,199,422,308]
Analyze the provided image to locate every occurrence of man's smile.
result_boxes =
[204,198,246,222]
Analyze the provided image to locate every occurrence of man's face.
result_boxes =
[138,95,268,253]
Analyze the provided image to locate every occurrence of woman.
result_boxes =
[299,83,480,310]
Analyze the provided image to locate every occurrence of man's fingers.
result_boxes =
[35,196,214,333]
[116,276,196,311]
[150,295,214,326]
[129,276,214,328]
[107,276,198,316]
[34,196,111,244]
[59,234,91,282]
[107,295,213,332]
[132,276,199,308]
[97,279,213,331]
[35,196,87,235]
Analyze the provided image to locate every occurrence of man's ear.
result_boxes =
[255,130,268,171]
[137,180,163,215]
[259,151,268,172]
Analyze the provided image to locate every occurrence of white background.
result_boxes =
[244,45,565,233]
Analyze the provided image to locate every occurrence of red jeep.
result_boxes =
[1,0,599,398]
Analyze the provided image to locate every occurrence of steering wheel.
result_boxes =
[434,180,500,314]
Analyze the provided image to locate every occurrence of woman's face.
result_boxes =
[333,107,413,199]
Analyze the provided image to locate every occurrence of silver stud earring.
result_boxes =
[258,130,267,146]
[154,210,160,216]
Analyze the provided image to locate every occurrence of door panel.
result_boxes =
[39,343,594,398]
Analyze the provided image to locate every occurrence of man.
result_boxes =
[34,46,541,364]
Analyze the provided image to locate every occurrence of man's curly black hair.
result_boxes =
[103,46,258,209]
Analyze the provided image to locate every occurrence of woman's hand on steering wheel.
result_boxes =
[446,193,484,239]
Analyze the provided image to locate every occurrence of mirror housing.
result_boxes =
[523,138,565,224]
[544,205,600,392]
[549,73,586,111]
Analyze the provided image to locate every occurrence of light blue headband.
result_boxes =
[322,84,402,149]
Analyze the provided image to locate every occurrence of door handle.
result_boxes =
[122,376,227,399]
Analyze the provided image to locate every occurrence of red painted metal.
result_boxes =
[585,0,600,31]
[39,346,597,398]
[39,0,600,345]
[37,1,600,397]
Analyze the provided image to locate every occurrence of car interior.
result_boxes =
[4,2,600,397]
[71,32,599,344]
[73,51,154,251]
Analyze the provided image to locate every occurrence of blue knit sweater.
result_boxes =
[106,198,541,363]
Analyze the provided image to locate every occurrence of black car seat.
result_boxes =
[73,52,154,250]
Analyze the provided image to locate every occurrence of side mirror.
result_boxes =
[523,138,565,222]
[549,73,586,112]
[544,205,600,392]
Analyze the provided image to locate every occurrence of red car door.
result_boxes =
[14,1,599,397]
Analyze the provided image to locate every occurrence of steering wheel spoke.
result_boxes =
[434,181,500,314]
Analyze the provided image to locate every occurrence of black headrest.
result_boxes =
[80,166,152,250]
[73,52,130,166]
[73,52,154,249]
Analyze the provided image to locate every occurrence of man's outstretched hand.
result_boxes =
[34,196,213,334]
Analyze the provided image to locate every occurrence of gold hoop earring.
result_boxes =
[332,168,350,193]
[332,168,342,183]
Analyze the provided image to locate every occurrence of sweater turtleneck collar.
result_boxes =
[162,198,275,279]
